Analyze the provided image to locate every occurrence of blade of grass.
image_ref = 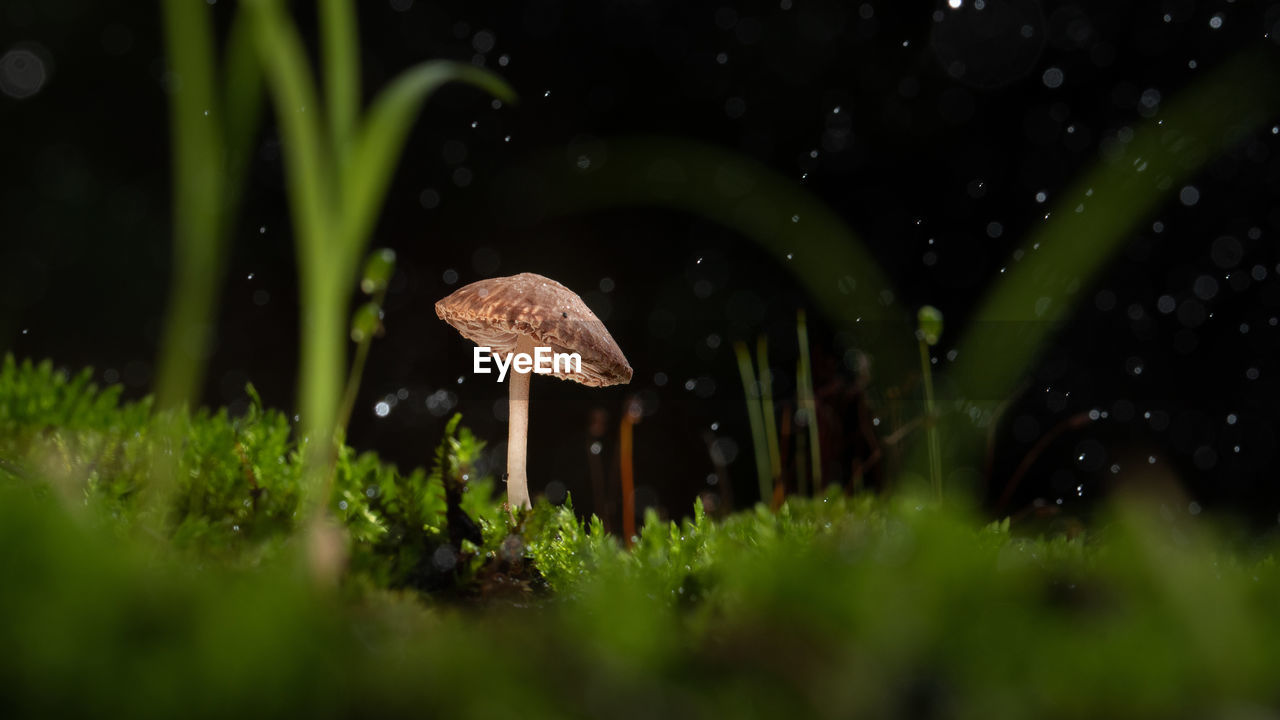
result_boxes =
[318,0,360,167]
[222,6,264,202]
[936,46,1280,474]
[155,0,225,415]
[797,309,821,493]
[498,137,916,389]
[756,336,781,489]
[245,0,343,514]
[917,306,944,501]
[734,341,772,504]
[342,61,516,259]
[245,0,336,258]
[918,337,941,501]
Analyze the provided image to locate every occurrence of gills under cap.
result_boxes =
[435,272,632,387]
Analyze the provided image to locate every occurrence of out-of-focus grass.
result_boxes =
[5,356,1280,718]
[930,45,1280,482]
[508,46,1280,504]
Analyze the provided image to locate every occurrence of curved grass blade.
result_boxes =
[497,136,915,385]
[244,0,337,265]
[319,0,360,166]
[155,0,225,413]
[223,6,264,201]
[935,46,1280,478]
[342,61,516,259]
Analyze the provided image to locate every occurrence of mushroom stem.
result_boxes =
[506,335,535,512]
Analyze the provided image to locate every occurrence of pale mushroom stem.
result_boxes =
[506,335,535,512]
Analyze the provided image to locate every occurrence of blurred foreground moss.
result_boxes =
[3,355,1280,718]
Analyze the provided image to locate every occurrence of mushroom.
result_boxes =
[436,272,632,511]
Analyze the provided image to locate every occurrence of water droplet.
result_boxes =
[374,401,391,417]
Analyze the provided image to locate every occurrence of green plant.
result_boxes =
[241,0,515,521]
[335,248,397,439]
[516,46,1280,503]
[155,0,262,415]
[795,309,820,495]
[733,340,772,504]
[932,46,1280,478]
[917,305,943,501]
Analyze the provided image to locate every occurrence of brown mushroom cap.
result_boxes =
[435,272,633,387]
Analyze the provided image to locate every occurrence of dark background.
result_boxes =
[3,0,1280,529]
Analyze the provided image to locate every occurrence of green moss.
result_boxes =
[4,354,1280,718]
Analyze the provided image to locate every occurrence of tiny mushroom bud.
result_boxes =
[350,302,382,343]
[360,248,397,295]
[917,305,944,346]
[436,273,633,512]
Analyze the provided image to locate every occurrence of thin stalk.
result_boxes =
[335,289,388,438]
[300,270,346,517]
[796,309,821,493]
[318,0,360,167]
[334,323,374,440]
[919,338,942,502]
[756,336,781,489]
[619,397,641,547]
[505,336,535,513]
[155,0,224,415]
[794,410,809,498]
[734,341,772,504]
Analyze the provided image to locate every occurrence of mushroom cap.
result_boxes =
[435,272,633,387]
